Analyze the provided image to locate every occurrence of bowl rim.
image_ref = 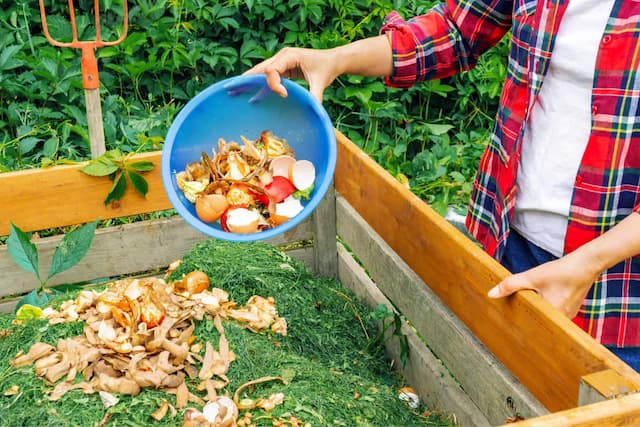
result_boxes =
[161,74,337,242]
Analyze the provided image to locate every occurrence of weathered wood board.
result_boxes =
[2,132,640,425]
[0,152,169,236]
[333,129,640,412]
[505,393,640,427]
[0,216,313,312]
[336,195,547,425]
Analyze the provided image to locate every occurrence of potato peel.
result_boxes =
[11,272,289,426]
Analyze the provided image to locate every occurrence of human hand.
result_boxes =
[243,47,339,103]
[487,251,601,318]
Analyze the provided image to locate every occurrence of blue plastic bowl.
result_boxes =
[161,75,337,242]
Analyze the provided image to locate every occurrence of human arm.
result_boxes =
[487,211,640,317]
[244,35,393,103]
[245,1,514,102]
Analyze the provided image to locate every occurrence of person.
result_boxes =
[244,1,640,370]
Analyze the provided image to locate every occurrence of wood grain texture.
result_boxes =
[311,184,337,278]
[579,369,640,406]
[337,242,492,426]
[504,393,640,427]
[0,244,315,315]
[336,196,547,424]
[0,215,313,302]
[0,151,170,236]
[333,130,640,412]
[84,88,106,158]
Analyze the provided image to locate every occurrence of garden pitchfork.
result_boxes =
[39,0,128,158]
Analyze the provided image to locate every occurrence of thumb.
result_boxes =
[487,275,532,299]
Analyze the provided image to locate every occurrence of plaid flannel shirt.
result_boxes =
[381,0,640,347]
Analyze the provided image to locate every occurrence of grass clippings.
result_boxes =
[0,239,454,427]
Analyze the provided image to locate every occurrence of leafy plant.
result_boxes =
[80,148,155,205]
[1,0,507,213]
[7,220,99,309]
[367,303,410,367]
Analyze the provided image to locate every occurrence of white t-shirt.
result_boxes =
[511,0,615,257]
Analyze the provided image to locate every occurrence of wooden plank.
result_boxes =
[283,246,315,273]
[337,243,491,426]
[503,393,640,427]
[333,130,640,412]
[0,151,170,235]
[0,244,315,314]
[0,215,313,302]
[337,196,547,424]
[311,184,337,278]
[579,369,639,406]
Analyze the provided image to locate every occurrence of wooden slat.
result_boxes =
[0,215,313,302]
[311,184,338,278]
[579,369,640,406]
[337,242,492,426]
[0,152,170,235]
[0,244,315,314]
[336,196,547,424]
[333,130,640,412]
[504,393,640,427]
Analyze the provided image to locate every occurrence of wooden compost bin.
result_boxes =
[2,130,640,426]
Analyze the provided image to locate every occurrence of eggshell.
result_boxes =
[398,386,420,409]
[270,155,296,178]
[195,194,229,223]
[226,208,261,234]
[289,159,315,190]
[269,197,304,226]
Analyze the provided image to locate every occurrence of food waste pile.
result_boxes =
[176,131,317,234]
[0,240,453,426]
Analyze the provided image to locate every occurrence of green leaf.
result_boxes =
[127,170,149,197]
[43,138,58,157]
[47,219,99,279]
[15,290,52,312]
[0,45,23,71]
[19,137,40,154]
[40,157,55,168]
[128,160,154,172]
[449,171,466,183]
[392,143,407,157]
[15,304,43,320]
[81,155,120,176]
[292,184,314,200]
[424,123,454,136]
[104,172,127,205]
[7,223,40,281]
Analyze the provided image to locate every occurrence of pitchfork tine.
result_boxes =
[67,0,79,43]
[38,0,128,47]
[38,0,129,159]
[93,0,102,43]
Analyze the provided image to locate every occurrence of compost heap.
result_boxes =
[0,240,452,427]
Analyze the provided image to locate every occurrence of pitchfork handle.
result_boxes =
[84,89,106,158]
[80,46,105,157]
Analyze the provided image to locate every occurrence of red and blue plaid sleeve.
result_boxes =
[380,0,512,88]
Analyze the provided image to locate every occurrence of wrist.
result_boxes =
[571,241,609,278]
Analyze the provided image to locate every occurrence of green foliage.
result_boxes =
[1,0,507,211]
[368,303,410,367]
[0,240,455,426]
[80,148,155,204]
[7,220,99,309]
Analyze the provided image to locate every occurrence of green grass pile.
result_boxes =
[0,240,454,426]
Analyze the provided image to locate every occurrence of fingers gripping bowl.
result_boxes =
[161,75,337,242]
